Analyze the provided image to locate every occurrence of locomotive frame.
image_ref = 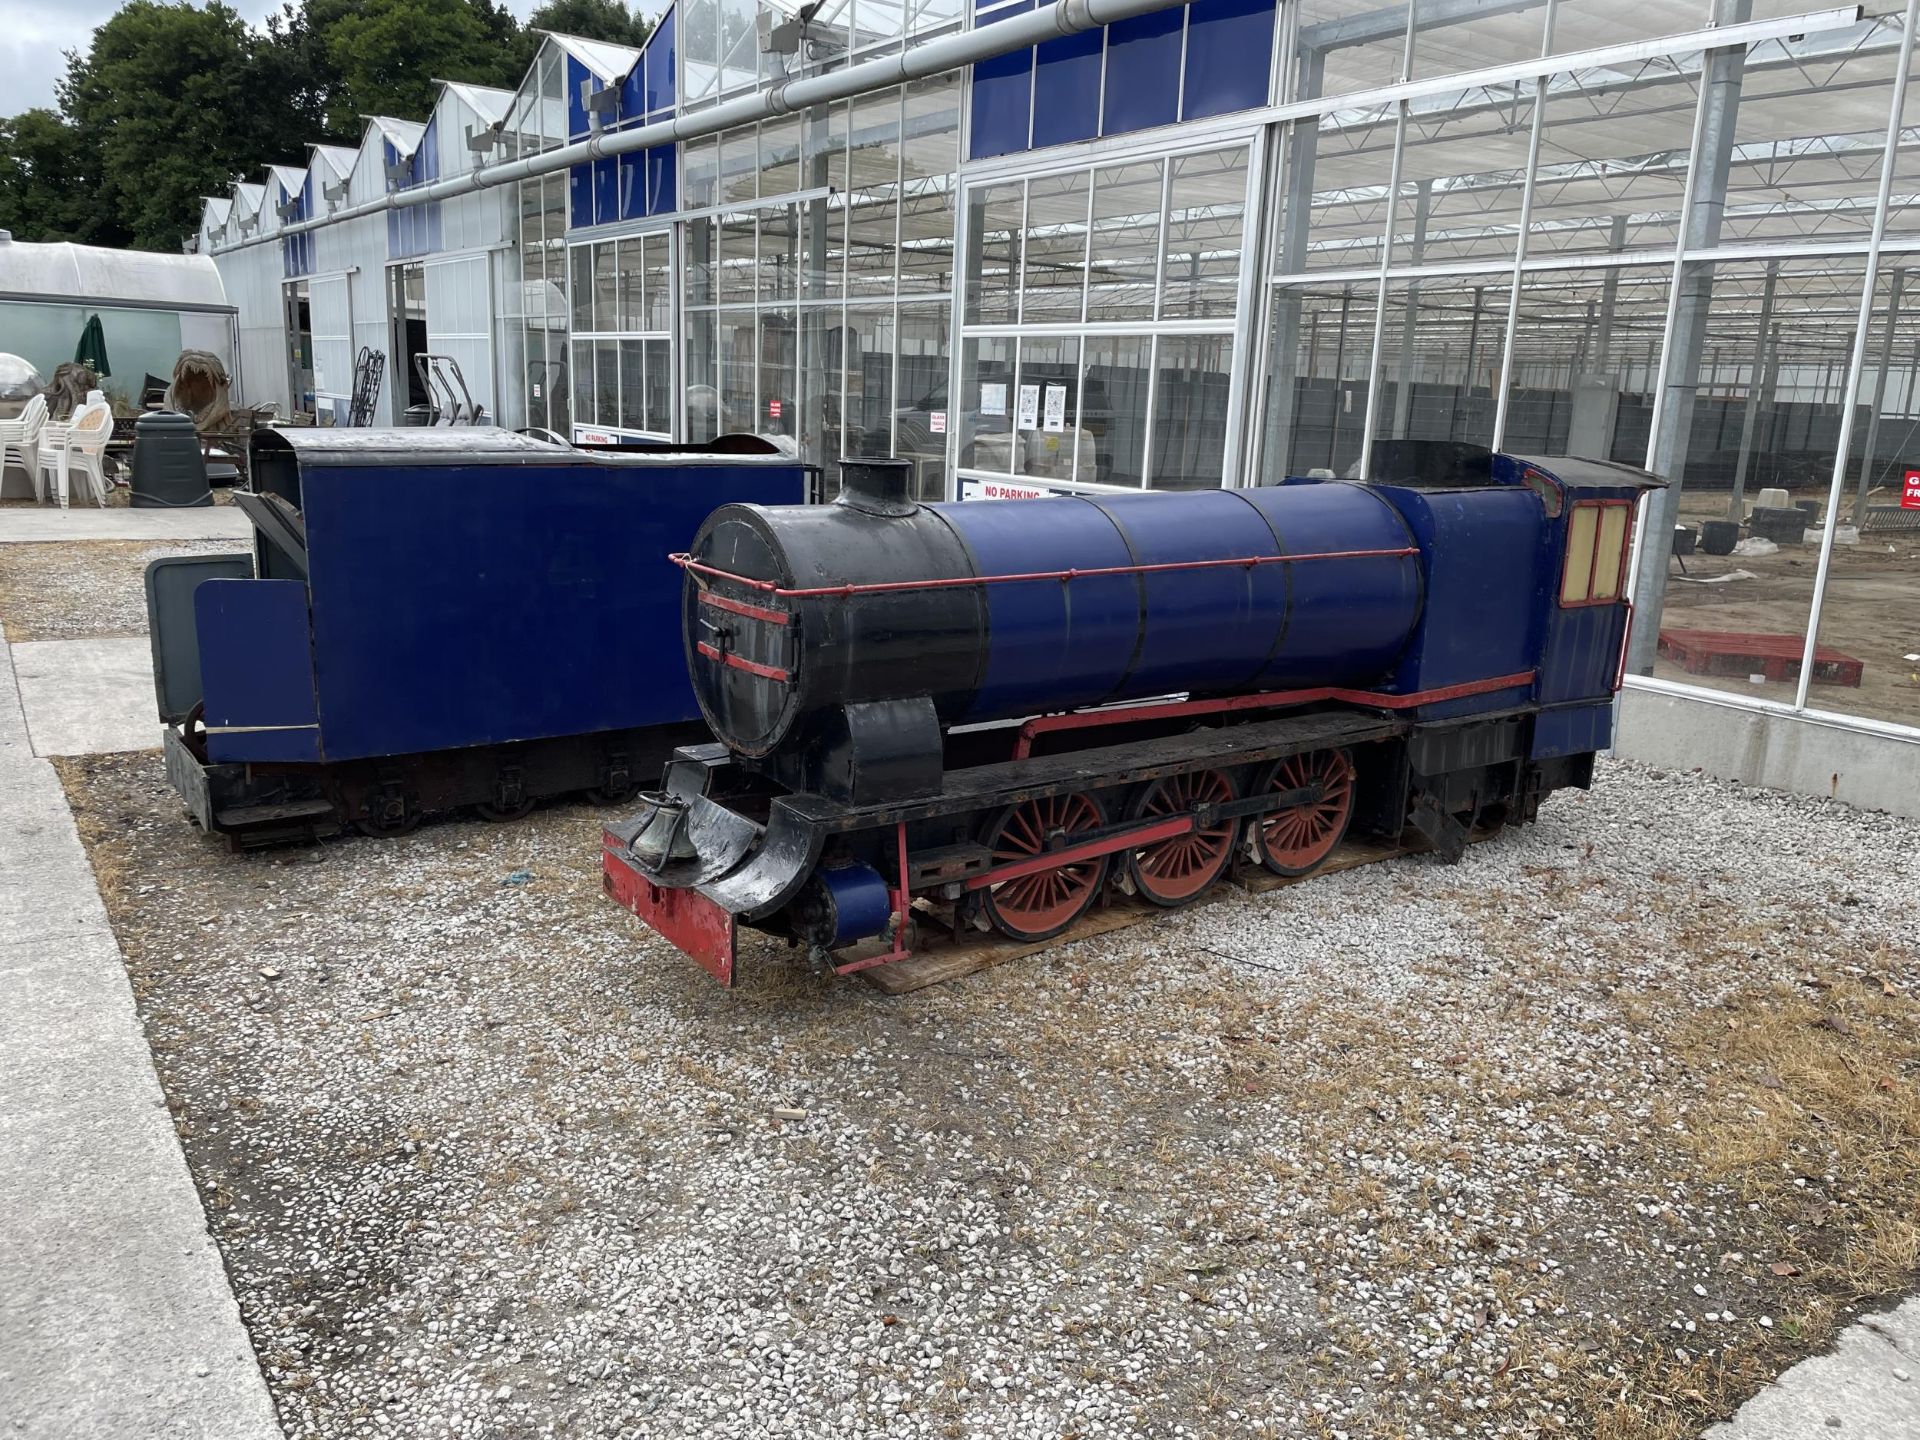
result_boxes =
[605,444,1652,986]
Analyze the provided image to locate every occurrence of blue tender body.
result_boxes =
[198,433,804,765]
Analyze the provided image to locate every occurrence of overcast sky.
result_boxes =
[1,0,544,118]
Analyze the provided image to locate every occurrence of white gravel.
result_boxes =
[58,753,1920,1439]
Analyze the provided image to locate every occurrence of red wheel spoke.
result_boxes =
[981,793,1108,941]
[1258,748,1354,878]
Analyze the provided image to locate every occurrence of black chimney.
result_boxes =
[835,458,917,517]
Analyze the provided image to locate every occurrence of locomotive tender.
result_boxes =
[146,428,805,846]
[604,442,1658,984]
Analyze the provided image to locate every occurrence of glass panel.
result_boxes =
[1151,335,1235,490]
[1499,267,1670,463]
[1164,148,1246,320]
[547,322,571,434]
[965,182,1024,325]
[642,233,671,330]
[760,203,799,302]
[1562,505,1599,603]
[1087,162,1162,323]
[1014,336,1084,482]
[683,135,719,210]
[760,113,803,198]
[570,245,593,331]
[717,212,756,304]
[1551,0,1710,55]
[760,309,797,437]
[1722,14,1903,249]
[804,194,848,304]
[895,305,951,499]
[1290,0,1407,102]
[616,238,644,331]
[644,336,671,434]
[720,125,758,205]
[594,339,618,427]
[844,307,897,457]
[572,338,592,425]
[850,89,902,189]
[1631,258,1858,700]
[719,0,756,93]
[687,310,718,439]
[1282,111,1399,275]
[1083,335,1151,487]
[1264,281,1379,479]
[619,338,645,429]
[1526,52,1704,258]
[1412,2,1543,82]
[1021,171,1089,323]
[1810,258,1918,726]
[847,187,899,301]
[1392,86,1533,268]
[960,335,1017,473]
[718,315,757,433]
[901,74,960,183]
[1373,274,1512,457]
[686,215,716,306]
[593,243,618,332]
[898,183,954,296]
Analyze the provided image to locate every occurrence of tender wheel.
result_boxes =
[978,792,1110,942]
[474,796,536,823]
[585,779,641,807]
[354,806,419,839]
[1252,749,1355,877]
[1126,769,1239,907]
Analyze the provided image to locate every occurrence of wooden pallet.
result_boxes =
[858,834,1430,996]
[1657,627,1865,687]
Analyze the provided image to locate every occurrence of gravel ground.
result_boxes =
[0,539,245,640]
[56,754,1920,1440]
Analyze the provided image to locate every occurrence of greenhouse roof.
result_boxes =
[0,236,230,310]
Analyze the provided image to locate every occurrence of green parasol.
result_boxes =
[74,313,111,379]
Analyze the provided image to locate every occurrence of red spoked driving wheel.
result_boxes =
[1253,748,1355,877]
[979,792,1110,941]
[1126,769,1239,907]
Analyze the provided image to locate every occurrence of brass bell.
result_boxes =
[627,792,697,869]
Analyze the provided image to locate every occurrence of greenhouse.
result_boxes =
[195,0,1920,812]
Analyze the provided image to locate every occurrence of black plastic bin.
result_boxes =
[1700,519,1740,555]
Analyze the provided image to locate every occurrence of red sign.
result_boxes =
[768,398,783,420]
[1904,468,1920,510]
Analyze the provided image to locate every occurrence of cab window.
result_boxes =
[1561,500,1632,605]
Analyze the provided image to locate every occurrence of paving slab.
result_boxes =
[1703,1297,1920,1438]
[9,637,161,757]
[0,507,250,544]
[0,624,282,1439]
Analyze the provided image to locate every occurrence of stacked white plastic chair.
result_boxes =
[35,397,114,509]
[0,393,48,497]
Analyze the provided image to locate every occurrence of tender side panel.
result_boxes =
[196,578,322,764]
[301,460,805,762]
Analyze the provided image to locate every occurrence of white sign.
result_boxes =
[929,410,947,434]
[962,478,1054,501]
[574,427,616,445]
[980,382,1007,417]
[1042,383,1067,433]
[1016,383,1040,430]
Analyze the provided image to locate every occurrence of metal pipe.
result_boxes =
[1793,0,1920,709]
[1853,266,1904,523]
[212,0,1194,256]
[1728,260,1778,520]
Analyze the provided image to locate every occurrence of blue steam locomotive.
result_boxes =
[604,442,1657,985]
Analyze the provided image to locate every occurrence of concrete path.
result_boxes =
[0,507,249,544]
[1704,1297,1919,1437]
[10,638,161,758]
[0,624,282,1439]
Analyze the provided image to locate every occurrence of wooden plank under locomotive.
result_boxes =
[604,442,1662,987]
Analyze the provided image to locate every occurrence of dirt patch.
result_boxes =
[0,539,242,641]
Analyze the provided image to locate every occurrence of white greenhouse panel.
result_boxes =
[425,252,496,422]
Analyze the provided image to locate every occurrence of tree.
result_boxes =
[0,109,124,246]
[60,1,313,250]
[527,0,656,53]
[313,0,528,134]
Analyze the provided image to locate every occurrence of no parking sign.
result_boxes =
[1905,467,1920,509]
